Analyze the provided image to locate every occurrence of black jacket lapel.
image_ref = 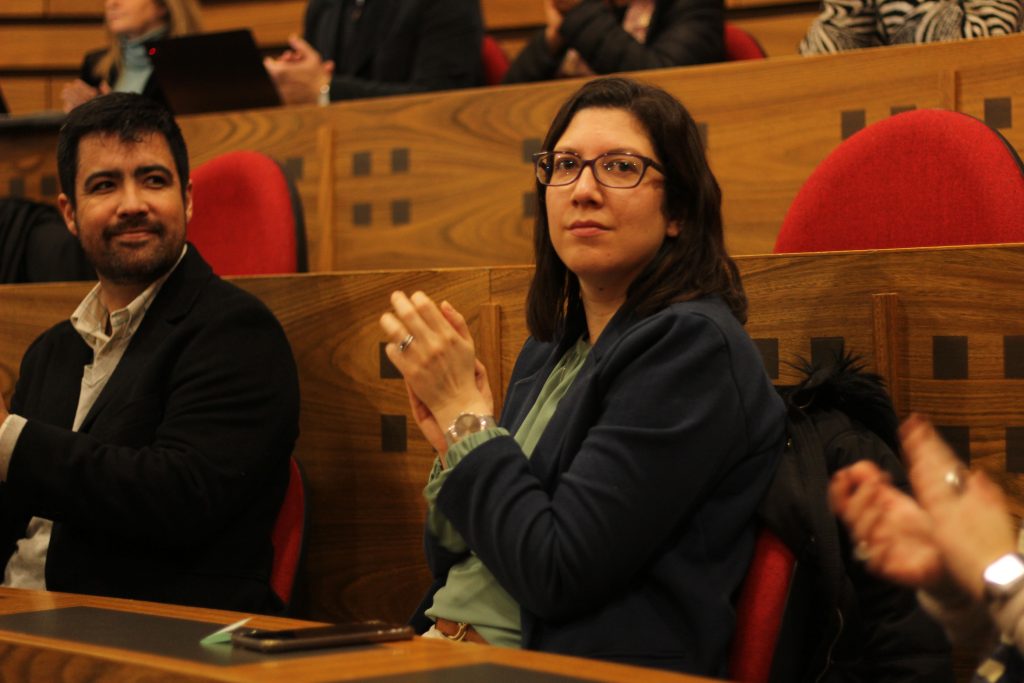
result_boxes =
[78,246,212,432]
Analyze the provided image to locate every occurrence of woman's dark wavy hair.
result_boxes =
[525,77,747,342]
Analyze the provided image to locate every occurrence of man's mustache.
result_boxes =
[103,218,165,239]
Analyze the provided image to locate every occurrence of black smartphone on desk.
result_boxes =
[231,621,414,652]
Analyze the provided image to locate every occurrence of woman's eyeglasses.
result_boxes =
[533,151,665,189]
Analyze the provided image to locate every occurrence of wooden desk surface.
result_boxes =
[0,588,722,683]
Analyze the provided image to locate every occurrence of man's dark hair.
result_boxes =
[526,77,747,342]
[57,93,190,208]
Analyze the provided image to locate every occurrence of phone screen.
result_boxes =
[231,621,414,652]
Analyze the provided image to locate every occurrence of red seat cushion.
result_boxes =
[271,457,306,607]
[775,109,1024,253]
[188,150,300,275]
[481,35,510,86]
[725,23,767,61]
[729,528,796,683]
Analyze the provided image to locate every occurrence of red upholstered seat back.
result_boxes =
[724,23,767,61]
[188,150,305,275]
[271,456,307,609]
[729,527,797,683]
[481,35,510,86]
[775,109,1024,253]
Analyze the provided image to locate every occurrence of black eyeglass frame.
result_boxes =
[532,150,666,188]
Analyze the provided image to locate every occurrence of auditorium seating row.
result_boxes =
[1,244,1022,640]
[0,0,817,113]
[1,32,1019,268]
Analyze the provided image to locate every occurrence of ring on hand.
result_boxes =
[397,334,415,353]
[853,540,872,562]
[944,468,966,494]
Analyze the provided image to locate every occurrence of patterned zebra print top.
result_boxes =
[799,0,1023,53]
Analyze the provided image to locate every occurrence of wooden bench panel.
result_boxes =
[4,244,1024,625]
[956,57,1024,156]
[48,0,103,14]
[240,269,495,622]
[200,0,304,47]
[483,0,545,30]
[2,35,1021,271]
[729,12,815,57]
[324,35,1023,270]
[0,25,105,69]
[0,75,52,113]
[0,0,45,16]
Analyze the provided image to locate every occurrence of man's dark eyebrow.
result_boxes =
[135,164,174,180]
[82,169,123,187]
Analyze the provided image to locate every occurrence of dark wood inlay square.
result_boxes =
[353,151,372,177]
[811,337,845,367]
[391,200,411,226]
[353,203,372,227]
[391,148,410,173]
[380,342,401,379]
[937,425,970,464]
[841,110,866,140]
[1004,336,1024,379]
[1006,427,1024,473]
[933,336,968,379]
[984,97,1012,130]
[381,414,407,452]
[521,138,542,163]
[753,338,779,380]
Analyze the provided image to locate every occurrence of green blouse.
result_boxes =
[423,337,591,647]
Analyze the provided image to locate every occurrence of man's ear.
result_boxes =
[57,193,79,238]
[184,180,193,223]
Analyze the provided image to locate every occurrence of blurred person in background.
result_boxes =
[264,0,483,105]
[800,0,1022,54]
[62,0,201,113]
[504,0,723,84]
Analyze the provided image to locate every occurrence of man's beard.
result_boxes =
[82,216,183,286]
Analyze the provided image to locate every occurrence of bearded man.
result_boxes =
[0,93,300,612]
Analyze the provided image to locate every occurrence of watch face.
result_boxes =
[453,413,483,436]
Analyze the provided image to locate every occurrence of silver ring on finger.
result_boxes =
[397,334,415,353]
[853,540,872,562]
[944,468,966,495]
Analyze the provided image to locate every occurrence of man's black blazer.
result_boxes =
[304,0,484,100]
[0,246,300,612]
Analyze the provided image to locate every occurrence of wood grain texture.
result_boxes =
[728,12,815,56]
[872,292,904,416]
[201,0,304,46]
[5,244,1024,637]
[0,590,719,683]
[0,25,105,69]
[0,76,52,115]
[46,0,105,15]
[0,0,45,16]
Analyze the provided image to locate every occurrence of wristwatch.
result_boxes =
[445,412,496,447]
[983,553,1024,602]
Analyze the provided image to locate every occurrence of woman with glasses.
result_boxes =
[504,0,723,84]
[380,76,785,675]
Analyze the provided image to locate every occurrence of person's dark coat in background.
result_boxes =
[0,198,93,284]
[304,0,484,100]
[504,0,724,84]
[79,49,168,107]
